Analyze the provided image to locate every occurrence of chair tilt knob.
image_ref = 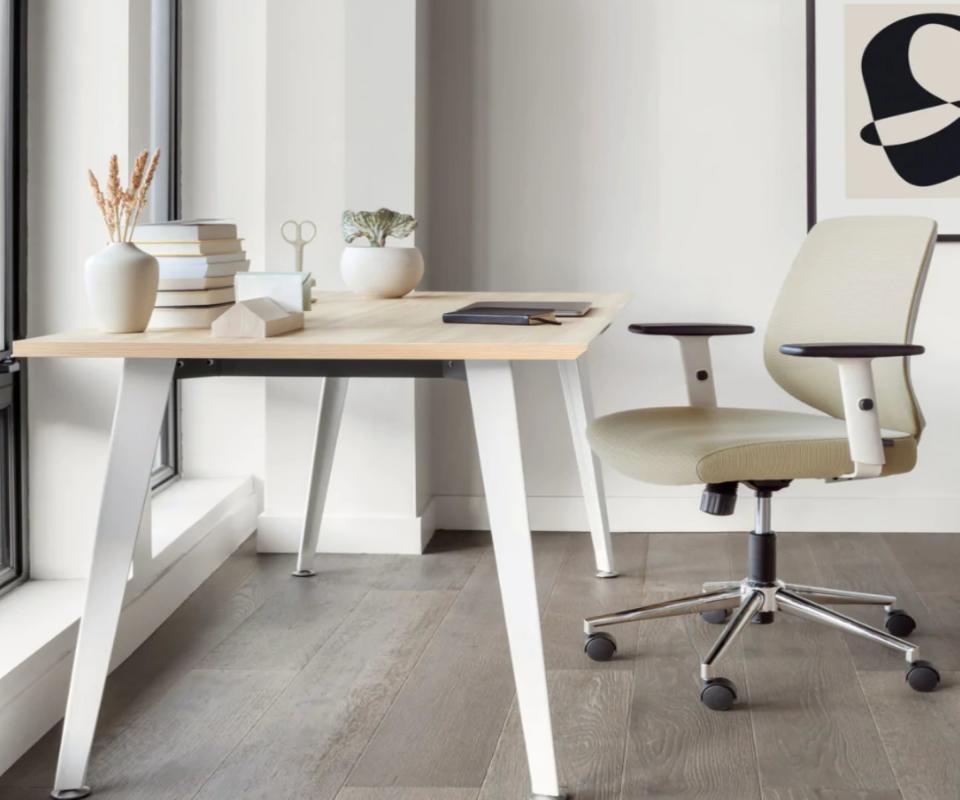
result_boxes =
[700,482,738,516]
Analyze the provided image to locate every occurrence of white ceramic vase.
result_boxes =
[340,246,424,298]
[84,242,159,333]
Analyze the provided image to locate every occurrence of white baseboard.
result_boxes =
[427,494,960,534]
[0,479,258,777]
[257,508,437,555]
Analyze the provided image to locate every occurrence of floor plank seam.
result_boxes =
[339,562,482,793]
[854,666,909,800]
[185,583,378,800]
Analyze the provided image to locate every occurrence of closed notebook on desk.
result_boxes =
[443,305,560,325]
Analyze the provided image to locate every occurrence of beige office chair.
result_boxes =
[582,216,940,710]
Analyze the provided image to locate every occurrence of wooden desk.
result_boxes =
[15,290,629,800]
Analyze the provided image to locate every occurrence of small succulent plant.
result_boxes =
[342,208,417,248]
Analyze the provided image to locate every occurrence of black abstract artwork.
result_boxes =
[858,13,960,187]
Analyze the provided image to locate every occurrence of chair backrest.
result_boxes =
[763,216,936,435]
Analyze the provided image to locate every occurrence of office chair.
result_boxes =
[582,216,940,710]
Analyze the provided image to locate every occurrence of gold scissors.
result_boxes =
[281,219,317,272]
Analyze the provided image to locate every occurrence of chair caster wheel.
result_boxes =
[700,677,738,711]
[885,608,916,637]
[906,660,940,693]
[701,608,731,625]
[584,632,617,661]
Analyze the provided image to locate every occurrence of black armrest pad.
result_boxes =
[629,323,755,337]
[779,343,925,358]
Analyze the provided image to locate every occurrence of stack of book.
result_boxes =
[133,220,249,328]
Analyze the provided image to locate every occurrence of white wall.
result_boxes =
[420,0,960,533]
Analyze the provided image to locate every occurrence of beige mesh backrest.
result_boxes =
[763,216,936,435]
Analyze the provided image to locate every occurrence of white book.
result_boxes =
[148,303,233,330]
[155,286,235,308]
[134,219,237,241]
[139,239,244,257]
[157,257,249,279]
[157,275,235,291]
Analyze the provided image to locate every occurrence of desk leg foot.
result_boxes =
[294,376,348,577]
[291,568,317,578]
[467,360,564,800]
[51,359,175,800]
[51,789,92,799]
[557,359,616,577]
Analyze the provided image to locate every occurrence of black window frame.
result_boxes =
[0,0,28,596]
[149,0,182,491]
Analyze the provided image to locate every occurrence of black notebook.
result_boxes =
[442,305,561,326]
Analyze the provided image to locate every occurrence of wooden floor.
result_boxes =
[3,530,959,800]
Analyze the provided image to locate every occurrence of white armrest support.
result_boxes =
[628,323,755,409]
[675,336,717,407]
[831,358,884,480]
[779,342,925,482]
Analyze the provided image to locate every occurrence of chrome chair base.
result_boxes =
[584,577,940,709]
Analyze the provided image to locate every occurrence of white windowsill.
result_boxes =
[0,475,257,711]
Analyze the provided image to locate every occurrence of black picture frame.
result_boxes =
[805,0,960,243]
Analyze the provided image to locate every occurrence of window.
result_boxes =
[150,0,181,490]
[0,0,26,595]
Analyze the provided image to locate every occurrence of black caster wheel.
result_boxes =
[906,660,940,693]
[885,608,916,638]
[584,632,617,662]
[701,608,731,625]
[700,677,738,711]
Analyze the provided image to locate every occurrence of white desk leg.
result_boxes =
[557,358,617,578]
[293,376,348,577]
[52,358,175,800]
[466,360,566,800]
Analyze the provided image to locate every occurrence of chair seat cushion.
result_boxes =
[587,406,917,485]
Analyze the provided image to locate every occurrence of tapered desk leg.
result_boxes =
[557,357,617,578]
[293,377,348,577]
[52,358,175,800]
[466,361,566,800]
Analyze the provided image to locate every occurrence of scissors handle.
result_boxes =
[282,219,317,245]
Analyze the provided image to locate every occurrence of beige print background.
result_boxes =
[845,3,960,198]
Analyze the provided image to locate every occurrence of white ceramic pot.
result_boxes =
[84,242,159,333]
[340,246,424,298]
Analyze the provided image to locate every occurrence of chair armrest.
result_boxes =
[629,324,754,407]
[779,342,924,358]
[630,323,755,336]
[780,342,924,480]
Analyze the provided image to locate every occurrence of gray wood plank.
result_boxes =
[198,555,381,671]
[883,533,960,594]
[92,668,292,800]
[763,789,902,800]
[914,592,960,671]
[478,669,633,800]
[193,589,455,800]
[743,535,899,796]
[859,669,960,800]
[372,531,489,592]
[541,533,648,670]
[337,790,478,800]
[805,533,948,672]
[616,533,760,800]
[345,534,571,790]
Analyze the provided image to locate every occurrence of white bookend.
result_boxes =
[148,303,233,330]
[155,286,236,307]
[211,297,304,338]
[133,219,237,241]
[235,272,313,312]
[157,275,235,291]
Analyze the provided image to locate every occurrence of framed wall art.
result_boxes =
[808,0,960,240]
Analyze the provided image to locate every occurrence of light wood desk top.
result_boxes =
[14,291,630,361]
